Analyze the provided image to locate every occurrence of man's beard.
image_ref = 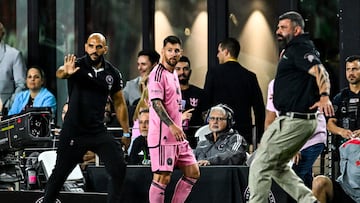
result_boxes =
[166,57,178,67]
[179,75,189,85]
[179,79,189,85]
[278,40,287,50]
[86,53,104,66]
[349,77,360,85]
[277,34,293,50]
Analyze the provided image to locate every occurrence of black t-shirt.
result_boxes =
[181,85,205,148]
[333,88,360,130]
[274,34,321,113]
[128,136,149,165]
[63,55,123,135]
[181,85,205,128]
[331,88,360,148]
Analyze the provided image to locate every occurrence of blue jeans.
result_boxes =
[292,143,325,188]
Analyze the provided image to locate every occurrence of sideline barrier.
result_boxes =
[87,165,289,203]
[1,165,290,203]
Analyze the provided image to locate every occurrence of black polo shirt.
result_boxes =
[63,55,123,135]
[274,34,321,113]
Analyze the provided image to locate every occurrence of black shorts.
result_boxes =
[332,180,356,203]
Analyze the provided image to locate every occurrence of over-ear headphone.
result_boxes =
[218,104,235,129]
[205,103,235,129]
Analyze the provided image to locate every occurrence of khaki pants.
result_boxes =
[249,116,317,203]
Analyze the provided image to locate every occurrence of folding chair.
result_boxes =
[194,124,211,143]
[37,150,84,192]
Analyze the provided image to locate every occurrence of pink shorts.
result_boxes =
[149,141,197,172]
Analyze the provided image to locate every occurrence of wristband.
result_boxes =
[123,132,131,138]
[320,92,329,97]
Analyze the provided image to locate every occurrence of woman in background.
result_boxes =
[8,65,56,116]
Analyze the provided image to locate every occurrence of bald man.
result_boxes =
[43,33,130,203]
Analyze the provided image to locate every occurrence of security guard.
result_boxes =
[327,55,360,177]
[43,33,130,203]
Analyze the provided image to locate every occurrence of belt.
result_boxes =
[280,112,317,120]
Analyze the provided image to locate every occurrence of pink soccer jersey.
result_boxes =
[147,64,183,146]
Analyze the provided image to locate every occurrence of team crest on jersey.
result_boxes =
[167,158,173,165]
[189,98,199,107]
[106,75,114,85]
[106,75,114,90]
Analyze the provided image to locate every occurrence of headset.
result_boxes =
[206,103,235,129]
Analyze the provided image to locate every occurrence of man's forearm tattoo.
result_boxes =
[310,64,330,94]
[152,99,173,126]
[317,64,331,94]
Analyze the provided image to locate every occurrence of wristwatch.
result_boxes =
[320,92,330,97]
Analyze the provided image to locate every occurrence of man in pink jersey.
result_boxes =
[147,35,200,203]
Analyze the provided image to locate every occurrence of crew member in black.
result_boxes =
[175,56,205,148]
[43,33,130,203]
[203,38,265,147]
[327,55,360,178]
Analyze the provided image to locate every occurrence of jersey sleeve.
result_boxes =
[110,68,124,95]
[293,46,322,72]
[148,67,165,101]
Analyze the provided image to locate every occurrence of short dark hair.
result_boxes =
[178,56,191,69]
[163,35,182,47]
[138,50,160,65]
[345,55,360,63]
[279,11,305,30]
[27,65,46,86]
[219,38,240,58]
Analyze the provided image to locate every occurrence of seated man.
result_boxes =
[312,138,360,203]
[195,104,247,166]
[128,108,150,165]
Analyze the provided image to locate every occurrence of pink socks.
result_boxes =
[149,180,166,203]
[171,176,197,203]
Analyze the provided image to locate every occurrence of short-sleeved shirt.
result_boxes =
[331,88,360,148]
[63,55,123,135]
[274,34,322,113]
[181,84,205,148]
[147,64,183,146]
[181,85,205,128]
[332,88,360,131]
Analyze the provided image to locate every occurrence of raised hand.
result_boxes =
[63,54,80,76]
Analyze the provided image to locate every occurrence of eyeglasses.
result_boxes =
[208,117,227,122]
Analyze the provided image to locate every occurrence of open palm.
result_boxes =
[63,54,80,75]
